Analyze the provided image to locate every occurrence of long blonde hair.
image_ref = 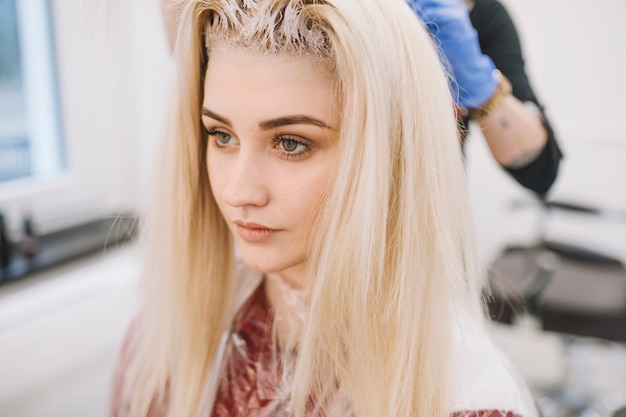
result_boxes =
[119,1,484,416]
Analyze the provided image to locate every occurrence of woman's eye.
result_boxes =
[273,136,312,160]
[216,131,232,144]
[281,139,300,152]
[206,129,236,148]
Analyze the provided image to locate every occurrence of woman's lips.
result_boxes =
[234,221,278,243]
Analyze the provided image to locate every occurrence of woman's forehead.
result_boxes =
[202,47,342,129]
[208,45,336,85]
[209,41,335,73]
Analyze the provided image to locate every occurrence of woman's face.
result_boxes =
[203,47,342,287]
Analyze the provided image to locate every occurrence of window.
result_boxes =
[0,0,140,236]
[0,0,172,238]
[0,0,64,183]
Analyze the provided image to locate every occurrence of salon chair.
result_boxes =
[486,200,626,417]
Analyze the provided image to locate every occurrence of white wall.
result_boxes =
[111,0,175,210]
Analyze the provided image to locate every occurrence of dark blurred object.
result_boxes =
[539,241,626,342]
[18,213,39,258]
[0,213,138,285]
[487,201,626,341]
[0,211,13,267]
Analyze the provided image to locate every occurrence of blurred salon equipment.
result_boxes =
[0,213,138,286]
[487,199,626,417]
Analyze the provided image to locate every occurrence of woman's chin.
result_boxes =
[234,240,296,269]
[239,254,298,275]
[238,252,305,285]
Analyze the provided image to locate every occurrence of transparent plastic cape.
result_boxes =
[195,264,540,417]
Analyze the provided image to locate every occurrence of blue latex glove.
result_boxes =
[408,0,499,110]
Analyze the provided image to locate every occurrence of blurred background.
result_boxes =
[0,0,624,416]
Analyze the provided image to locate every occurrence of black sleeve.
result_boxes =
[469,0,563,197]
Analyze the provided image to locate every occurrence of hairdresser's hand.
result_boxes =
[408,0,499,110]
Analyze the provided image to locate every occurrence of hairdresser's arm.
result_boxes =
[467,0,545,167]
[410,0,546,166]
[469,0,561,193]
[474,92,546,167]
[410,0,561,194]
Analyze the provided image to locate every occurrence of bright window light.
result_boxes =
[0,0,64,183]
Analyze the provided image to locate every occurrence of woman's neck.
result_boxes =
[264,272,307,349]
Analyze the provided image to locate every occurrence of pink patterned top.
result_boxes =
[210,285,523,417]
[112,284,526,417]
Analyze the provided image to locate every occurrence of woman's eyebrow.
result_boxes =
[202,107,334,131]
[201,108,232,126]
[259,115,335,130]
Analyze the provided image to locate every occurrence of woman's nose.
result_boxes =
[221,149,269,208]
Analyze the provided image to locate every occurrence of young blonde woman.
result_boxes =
[112,0,539,416]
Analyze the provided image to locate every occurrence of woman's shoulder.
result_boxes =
[449,312,539,417]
